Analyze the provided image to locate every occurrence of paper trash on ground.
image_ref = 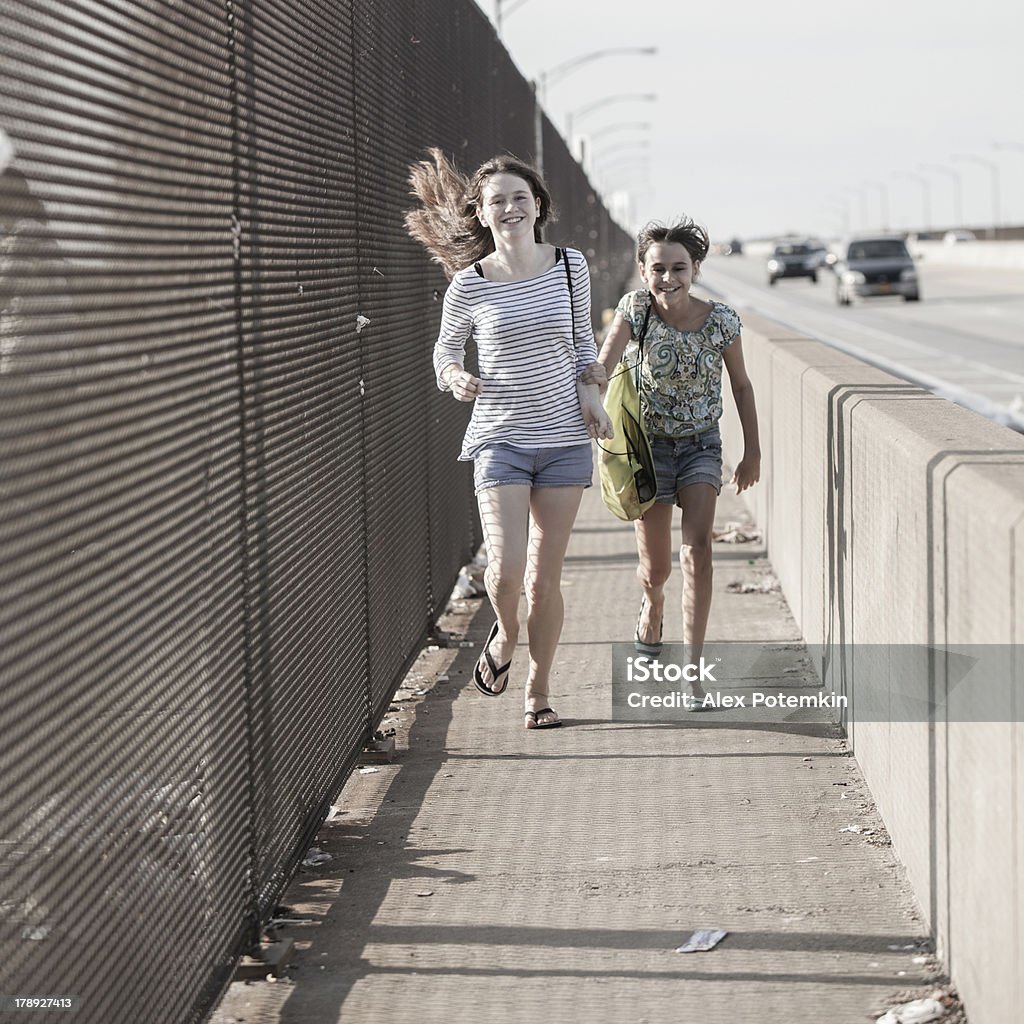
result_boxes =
[302,848,332,867]
[876,997,946,1024]
[675,929,727,953]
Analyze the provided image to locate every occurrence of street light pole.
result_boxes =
[592,154,651,196]
[893,171,931,233]
[592,140,651,164]
[583,122,651,170]
[952,154,1000,238]
[588,121,652,141]
[539,46,658,105]
[843,185,867,231]
[494,0,531,37]
[920,163,963,228]
[534,47,657,176]
[828,199,851,236]
[864,180,890,231]
[566,92,657,141]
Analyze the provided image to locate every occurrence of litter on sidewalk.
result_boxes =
[876,996,946,1024]
[675,929,728,953]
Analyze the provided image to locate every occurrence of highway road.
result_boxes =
[696,251,1024,432]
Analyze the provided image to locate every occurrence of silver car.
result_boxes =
[832,236,920,304]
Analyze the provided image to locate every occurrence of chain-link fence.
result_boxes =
[0,2,635,1021]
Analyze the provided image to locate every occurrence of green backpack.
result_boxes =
[598,302,656,521]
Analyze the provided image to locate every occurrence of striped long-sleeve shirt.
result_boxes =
[433,246,597,461]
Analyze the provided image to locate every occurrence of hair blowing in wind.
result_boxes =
[405,148,552,279]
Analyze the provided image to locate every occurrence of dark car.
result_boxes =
[832,236,920,305]
[766,240,819,285]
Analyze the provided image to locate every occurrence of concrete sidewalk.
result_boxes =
[212,482,952,1024]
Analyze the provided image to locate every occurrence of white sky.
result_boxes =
[486,0,1024,240]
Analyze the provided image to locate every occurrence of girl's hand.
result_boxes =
[450,370,483,402]
[580,361,608,392]
[731,455,761,493]
[583,405,614,440]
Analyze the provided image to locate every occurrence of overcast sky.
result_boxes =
[487,0,1024,241]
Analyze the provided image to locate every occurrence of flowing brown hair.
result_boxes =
[404,148,553,279]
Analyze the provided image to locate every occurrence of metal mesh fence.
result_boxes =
[0,2,635,1021]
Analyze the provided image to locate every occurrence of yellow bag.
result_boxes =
[598,305,656,521]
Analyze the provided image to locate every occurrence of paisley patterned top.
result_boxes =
[615,290,741,438]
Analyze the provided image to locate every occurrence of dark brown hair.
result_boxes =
[405,148,553,279]
[636,218,710,271]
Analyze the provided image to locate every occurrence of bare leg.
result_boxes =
[633,503,674,646]
[677,482,719,698]
[475,485,531,692]
[522,485,585,726]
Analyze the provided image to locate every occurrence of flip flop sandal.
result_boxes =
[633,596,663,656]
[524,707,562,729]
[473,620,511,696]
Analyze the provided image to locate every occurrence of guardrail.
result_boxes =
[721,310,1024,1024]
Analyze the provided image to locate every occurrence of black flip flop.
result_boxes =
[633,596,663,656]
[473,620,511,696]
[524,707,562,729]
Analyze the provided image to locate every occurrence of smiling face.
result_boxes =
[639,241,699,301]
[475,172,541,239]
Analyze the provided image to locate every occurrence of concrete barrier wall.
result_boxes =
[720,312,1024,1024]
[744,238,1024,269]
[912,239,1024,269]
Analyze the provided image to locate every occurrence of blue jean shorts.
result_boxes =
[473,443,593,495]
[650,426,723,503]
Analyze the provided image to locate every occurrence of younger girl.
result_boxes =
[590,219,760,708]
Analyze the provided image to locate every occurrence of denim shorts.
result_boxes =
[650,426,723,503]
[473,442,593,494]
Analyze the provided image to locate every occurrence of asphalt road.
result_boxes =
[697,252,1024,431]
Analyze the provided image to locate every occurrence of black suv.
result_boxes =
[766,240,820,285]
[832,236,920,304]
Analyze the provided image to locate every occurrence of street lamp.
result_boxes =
[592,140,651,164]
[824,199,850,236]
[920,163,963,228]
[566,92,657,139]
[582,124,650,171]
[864,180,890,231]
[591,153,651,195]
[538,46,658,104]
[589,121,653,141]
[952,154,1000,238]
[843,185,867,231]
[892,171,931,233]
[593,155,651,181]
[494,0,530,36]
[533,46,657,175]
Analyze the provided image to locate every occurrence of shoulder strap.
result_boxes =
[637,295,653,345]
[632,294,654,394]
[473,262,484,278]
[560,247,575,337]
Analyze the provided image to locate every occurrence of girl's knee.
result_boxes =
[486,561,526,597]
[637,563,672,590]
[526,572,562,607]
[680,540,713,573]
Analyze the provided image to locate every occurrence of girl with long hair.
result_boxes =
[407,149,613,729]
